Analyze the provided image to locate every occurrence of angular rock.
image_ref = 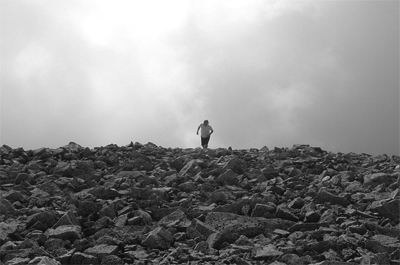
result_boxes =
[0,198,19,217]
[305,210,321,222]
[0,221,20,243]
[222,157,239,171]
[194,241,209,253]
[84,244,119,261]
[210,191,229,203]
[125,250,149,260]
[26,211,58,230]
[192,218,218,238]
[253,244,283,260]
[363,172,390,188]
[70,252,98,265]
[275,206,299,222]
[179,159,201,177]
[216,169,238,185]
[366,234,400,253]
[2,190,26,203]
[14,173,29,185]
[99,203,116,219]
[77,200,101,217]
[251,203,276,217]
[314,188,350,206]
[158,209,190,229]
[46,225,82,242]
[205,212,295,238]
[141,227,173,249]
[368,198,400,221]
[52,210,79,228]
[28,256,61,265]
[100,254,124,265]
[207,230,240,249]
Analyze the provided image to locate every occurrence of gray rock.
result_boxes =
[0,220,21,243]
[366,234,400,253]
[216,169,238,185]
[77,200,101,217]
[275,206,299,222]
[84,244,119,261]
[35,181,62,196]
[52,210,79,228]
[141,227,173,249]
[288,197,305,209]
[194,241,209,253]
[1,247,50,264]
[368,198,400,221]
[192,218,218,238]
[0,198,20,218]
[304,210,321,222]
[100,255,124,265]
[209,191,228,203]
[70,252,98,265]
[253,244,283,259]
[179,159,201,177]
[279,253,303,265]
[26,211,58,230]
[26,230,47,246]
[205,212,295,238]
[288,222,329,232]
[222,157,239,171]
[124,250,149,260]
[28,256,61,265]
[363,172,390,188]
[170,157,184,171]
[251,203,276,217]
[207,230,240,249]
[87,186,119,200]
[313,188,350,206]
[158,209,190,229]
[4,257,31,265]
[99,203,116,219]
[178,181,197,192]
[46,225,82,242]
[14,173,29,185]
[2,190,26,203]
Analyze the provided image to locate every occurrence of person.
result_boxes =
[196,120,214,149]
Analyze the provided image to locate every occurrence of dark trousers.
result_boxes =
[201,136,210,147]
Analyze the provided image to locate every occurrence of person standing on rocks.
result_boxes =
[196,120,214,149]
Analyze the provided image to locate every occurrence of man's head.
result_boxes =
[204,120,209,125]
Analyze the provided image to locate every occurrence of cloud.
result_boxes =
[175,0,399,155]
[176,2,337,147]
[1,0,398,156]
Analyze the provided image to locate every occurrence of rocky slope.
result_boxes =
[0,142,399,265]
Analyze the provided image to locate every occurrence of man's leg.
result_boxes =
[204,136,210,149]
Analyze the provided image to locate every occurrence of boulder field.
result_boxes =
[0,142,399,265]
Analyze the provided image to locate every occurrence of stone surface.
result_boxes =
[46,225,81,242]
[84,244,119,261]
[253,244,283,259]
[0,142,399,264]
[141,227,173,249]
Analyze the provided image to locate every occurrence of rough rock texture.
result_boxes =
[1,141,399,264]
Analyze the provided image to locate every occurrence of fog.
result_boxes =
[1,0,399,156]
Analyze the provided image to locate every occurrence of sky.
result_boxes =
[1,0,399,156]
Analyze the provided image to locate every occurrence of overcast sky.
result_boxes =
[1,0,399,156]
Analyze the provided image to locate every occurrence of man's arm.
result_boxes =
[196,125,201,135]
[209,128,214,135]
